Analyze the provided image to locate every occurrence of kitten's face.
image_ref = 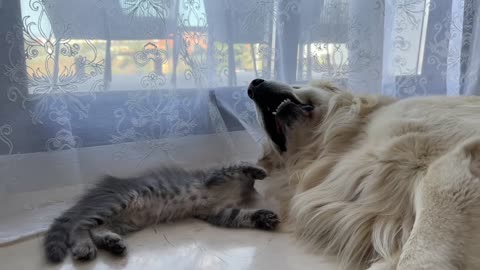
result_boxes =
[206,165,267,206]
[212,173,257,203]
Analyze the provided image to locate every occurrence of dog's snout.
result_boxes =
[248,78,265,99]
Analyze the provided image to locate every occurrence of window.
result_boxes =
[392,0,431,76]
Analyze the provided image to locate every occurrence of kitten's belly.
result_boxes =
[118,199,194,230]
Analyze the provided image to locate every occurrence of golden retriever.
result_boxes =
[247,79,480,270]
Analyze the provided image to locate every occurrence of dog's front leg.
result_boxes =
[398,138,480,270]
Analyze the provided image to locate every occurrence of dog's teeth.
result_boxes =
[275,99,292,113]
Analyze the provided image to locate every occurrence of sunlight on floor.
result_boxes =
[0,219,337,270]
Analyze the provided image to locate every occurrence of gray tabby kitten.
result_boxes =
[44,163,278,263]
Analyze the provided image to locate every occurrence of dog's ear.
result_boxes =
[470,146,480,178]
[462,137,480,177]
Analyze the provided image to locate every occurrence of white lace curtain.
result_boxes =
[0,0,479,243]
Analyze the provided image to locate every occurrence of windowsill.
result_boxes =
[0,130,260,245]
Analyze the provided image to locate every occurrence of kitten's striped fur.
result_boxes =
[44,163,278,263]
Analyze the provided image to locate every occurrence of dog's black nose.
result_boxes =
[248,78,265,99]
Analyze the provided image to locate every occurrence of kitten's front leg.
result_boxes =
[195,208,279,230]
[205,163,267,187]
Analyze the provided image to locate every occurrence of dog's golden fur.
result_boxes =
[257,81,480,269]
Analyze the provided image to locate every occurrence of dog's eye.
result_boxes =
[302,105,314,112]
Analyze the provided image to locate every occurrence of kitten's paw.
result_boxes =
[240,164,268,180]
[71,241,97,261]
[251,210,280,230]
[45,244,67,263]
[102,235,127,256]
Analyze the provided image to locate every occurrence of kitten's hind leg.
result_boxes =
[90,226,127,256]
[70,229,97,261]
[196,208,279,230]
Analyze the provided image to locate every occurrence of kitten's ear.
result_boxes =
[205,174,227,187]
[241,165,267,180]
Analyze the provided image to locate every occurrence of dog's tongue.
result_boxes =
[275,116,284,135]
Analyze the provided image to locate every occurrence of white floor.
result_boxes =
[0,132,337,269]
[0,219,338,270]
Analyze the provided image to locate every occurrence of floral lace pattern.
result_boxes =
[0,0,476,155]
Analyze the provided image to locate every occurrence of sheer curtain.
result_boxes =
[0,0,478,243]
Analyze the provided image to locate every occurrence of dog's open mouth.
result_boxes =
[273,98,292,136]
[247,79,313,152]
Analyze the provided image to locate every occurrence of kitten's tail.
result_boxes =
[44,216,73,263]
